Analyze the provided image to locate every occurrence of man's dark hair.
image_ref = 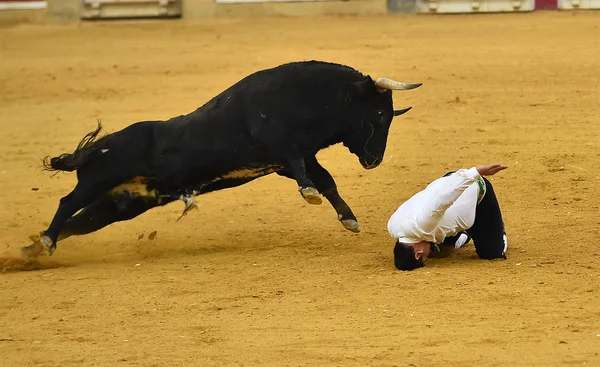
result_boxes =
[393,241,425,271]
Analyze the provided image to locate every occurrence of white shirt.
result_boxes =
[387,167,483,245]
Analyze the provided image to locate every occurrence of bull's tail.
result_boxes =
[42,121,104,172]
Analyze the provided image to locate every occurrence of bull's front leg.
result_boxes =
[285,157,322,205]
[305,156,360,233]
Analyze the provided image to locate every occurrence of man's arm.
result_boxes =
[414,164,507,234]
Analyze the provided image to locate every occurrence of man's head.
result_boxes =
[393,240,431,271]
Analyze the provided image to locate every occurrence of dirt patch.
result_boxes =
[0,254,66,273]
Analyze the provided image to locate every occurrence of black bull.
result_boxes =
[22,61,421,257]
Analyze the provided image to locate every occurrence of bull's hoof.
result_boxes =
[40,235,56,256]
[20,236,45,259]
[300,187,322,205]
[341,219,361,233]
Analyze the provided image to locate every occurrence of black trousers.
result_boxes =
[442,176,507,259]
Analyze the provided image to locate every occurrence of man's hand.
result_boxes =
[476,164,508,176]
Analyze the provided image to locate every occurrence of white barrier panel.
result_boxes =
[0,0,46,10]
[80,0,181,19]
[558,0,600,8]
[416,0,535,13]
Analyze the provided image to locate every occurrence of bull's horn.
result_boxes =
[375,78,422,93]
[393,107,412,116]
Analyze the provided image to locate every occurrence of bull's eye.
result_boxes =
[377,110,385,120]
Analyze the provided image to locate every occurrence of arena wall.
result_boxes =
[182,0,389,18]
[0,0,390,23]
[0,0,77,23]
[0,0,597,24]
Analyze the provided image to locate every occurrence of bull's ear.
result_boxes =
[347,78,375,101]
[350,81,368,99]
[393,107,412,116]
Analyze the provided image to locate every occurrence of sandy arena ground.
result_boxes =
[1,10,599,366]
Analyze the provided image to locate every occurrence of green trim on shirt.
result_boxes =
[476,177,486,205]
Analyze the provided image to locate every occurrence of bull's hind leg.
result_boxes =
[59,194,174,240]
[37,183,104,255]
[22,193,174,257]
[285,157,322,205]
[36,169,134,255]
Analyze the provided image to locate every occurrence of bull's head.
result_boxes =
[343,76,421,169]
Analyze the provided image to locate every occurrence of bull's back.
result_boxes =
[92,61,361,200]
